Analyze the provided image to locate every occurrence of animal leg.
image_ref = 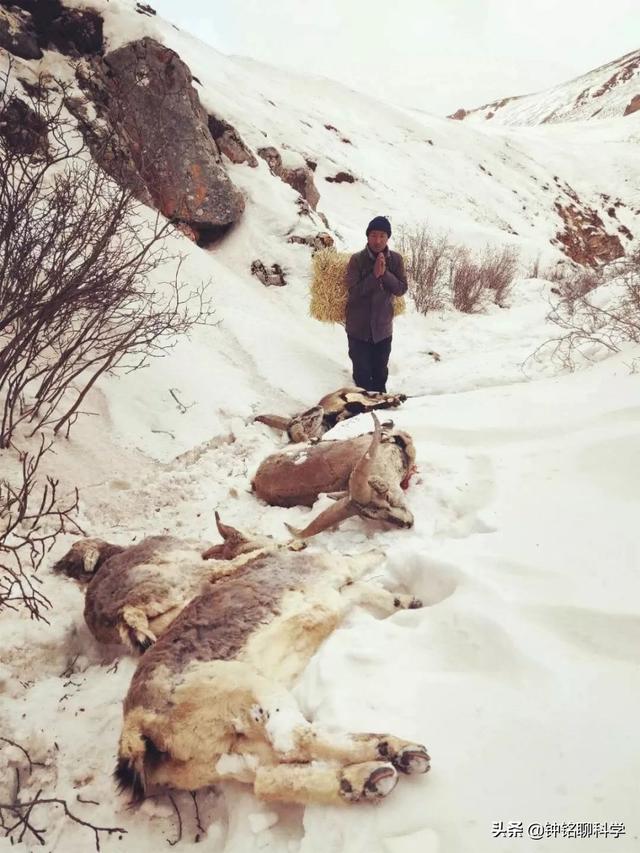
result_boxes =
[291,727,431,776]
[119,606,157,652]
[340,580,423,615]
[253,760,398,805]
[248,685,430,779]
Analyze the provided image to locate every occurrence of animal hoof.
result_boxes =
[393,594,423,610]
[364,763,398,799]
[339,761,398,802]
[249,704,270,724]
[394,745,431,775]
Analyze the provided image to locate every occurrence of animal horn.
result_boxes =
[254,414,291,433]
[348,412,382,504]
[285,497,358,539]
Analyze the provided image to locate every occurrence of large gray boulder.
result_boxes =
[87,37,244,240]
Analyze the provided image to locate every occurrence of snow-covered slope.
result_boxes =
[1,3,640,853]
[449,48,640,125]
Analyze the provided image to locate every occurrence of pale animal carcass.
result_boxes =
[255,386,406,442]
[115,522,429,806]
[252,413,416,538]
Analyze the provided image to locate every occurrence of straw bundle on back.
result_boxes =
[310,248,406,324]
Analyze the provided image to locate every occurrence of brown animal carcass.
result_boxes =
[253,414,416,538]
[52,515,274,653]
[255,386,406,442]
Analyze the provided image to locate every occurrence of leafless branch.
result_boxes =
[0,738,126,850]
[0,62,215,448]
[1,436,82,620]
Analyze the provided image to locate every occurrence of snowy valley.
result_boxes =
[1,2,640,851]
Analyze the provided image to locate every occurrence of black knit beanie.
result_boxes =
[366,216,392,237]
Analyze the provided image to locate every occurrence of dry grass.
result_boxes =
[309,248,406,324]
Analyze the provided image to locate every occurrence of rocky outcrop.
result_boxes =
[48,7,103,55]
[623,94,640,116]
[76,37,244,244]
[553,202,625,266]
[207,113,257,166]
[257,146,320,210]
[2,0,103,55]
[0,5,41,59]
[287,232,334,253]
[325,171,355,184]
[0,95,48,156]
[251,260,287,287]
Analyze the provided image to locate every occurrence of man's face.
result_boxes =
[367,230,389,254]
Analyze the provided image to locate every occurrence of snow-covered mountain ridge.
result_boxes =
[449,48,640,125]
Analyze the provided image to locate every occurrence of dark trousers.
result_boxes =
[347,335,392,393]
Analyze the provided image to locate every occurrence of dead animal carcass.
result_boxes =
[255,386,406,442]
[253,414,416,537]
[115,524,429,806]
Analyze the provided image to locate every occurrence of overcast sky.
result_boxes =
[150,0,640,115]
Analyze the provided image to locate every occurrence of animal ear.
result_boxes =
[205,511,265,560]
[368,476,389,496]
[214,510,245,541]
[82,546,101,574]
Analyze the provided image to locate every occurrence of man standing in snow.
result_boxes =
[345,216,408,393]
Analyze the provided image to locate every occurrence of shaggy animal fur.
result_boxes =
[115,539,429,806]
[52,517,277,652]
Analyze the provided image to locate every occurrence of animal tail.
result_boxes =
[114,713,158,801]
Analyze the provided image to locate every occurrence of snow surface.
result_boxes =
[1,3,640,852]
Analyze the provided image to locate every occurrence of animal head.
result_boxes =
[202,512,305,561]
[285,413,415,539]
[52,538,122,583]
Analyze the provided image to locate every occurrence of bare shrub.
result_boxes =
[448,248,484,312]
[480,245,519,306]
[0,63,214,448]
[549,268,603,303]
[530,250,640,371]
[529,255,541,278]
[1,437,82,621]
[397,223,519,314]
[395,224,450,313]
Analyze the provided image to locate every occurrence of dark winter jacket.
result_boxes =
[345,246,408,343]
